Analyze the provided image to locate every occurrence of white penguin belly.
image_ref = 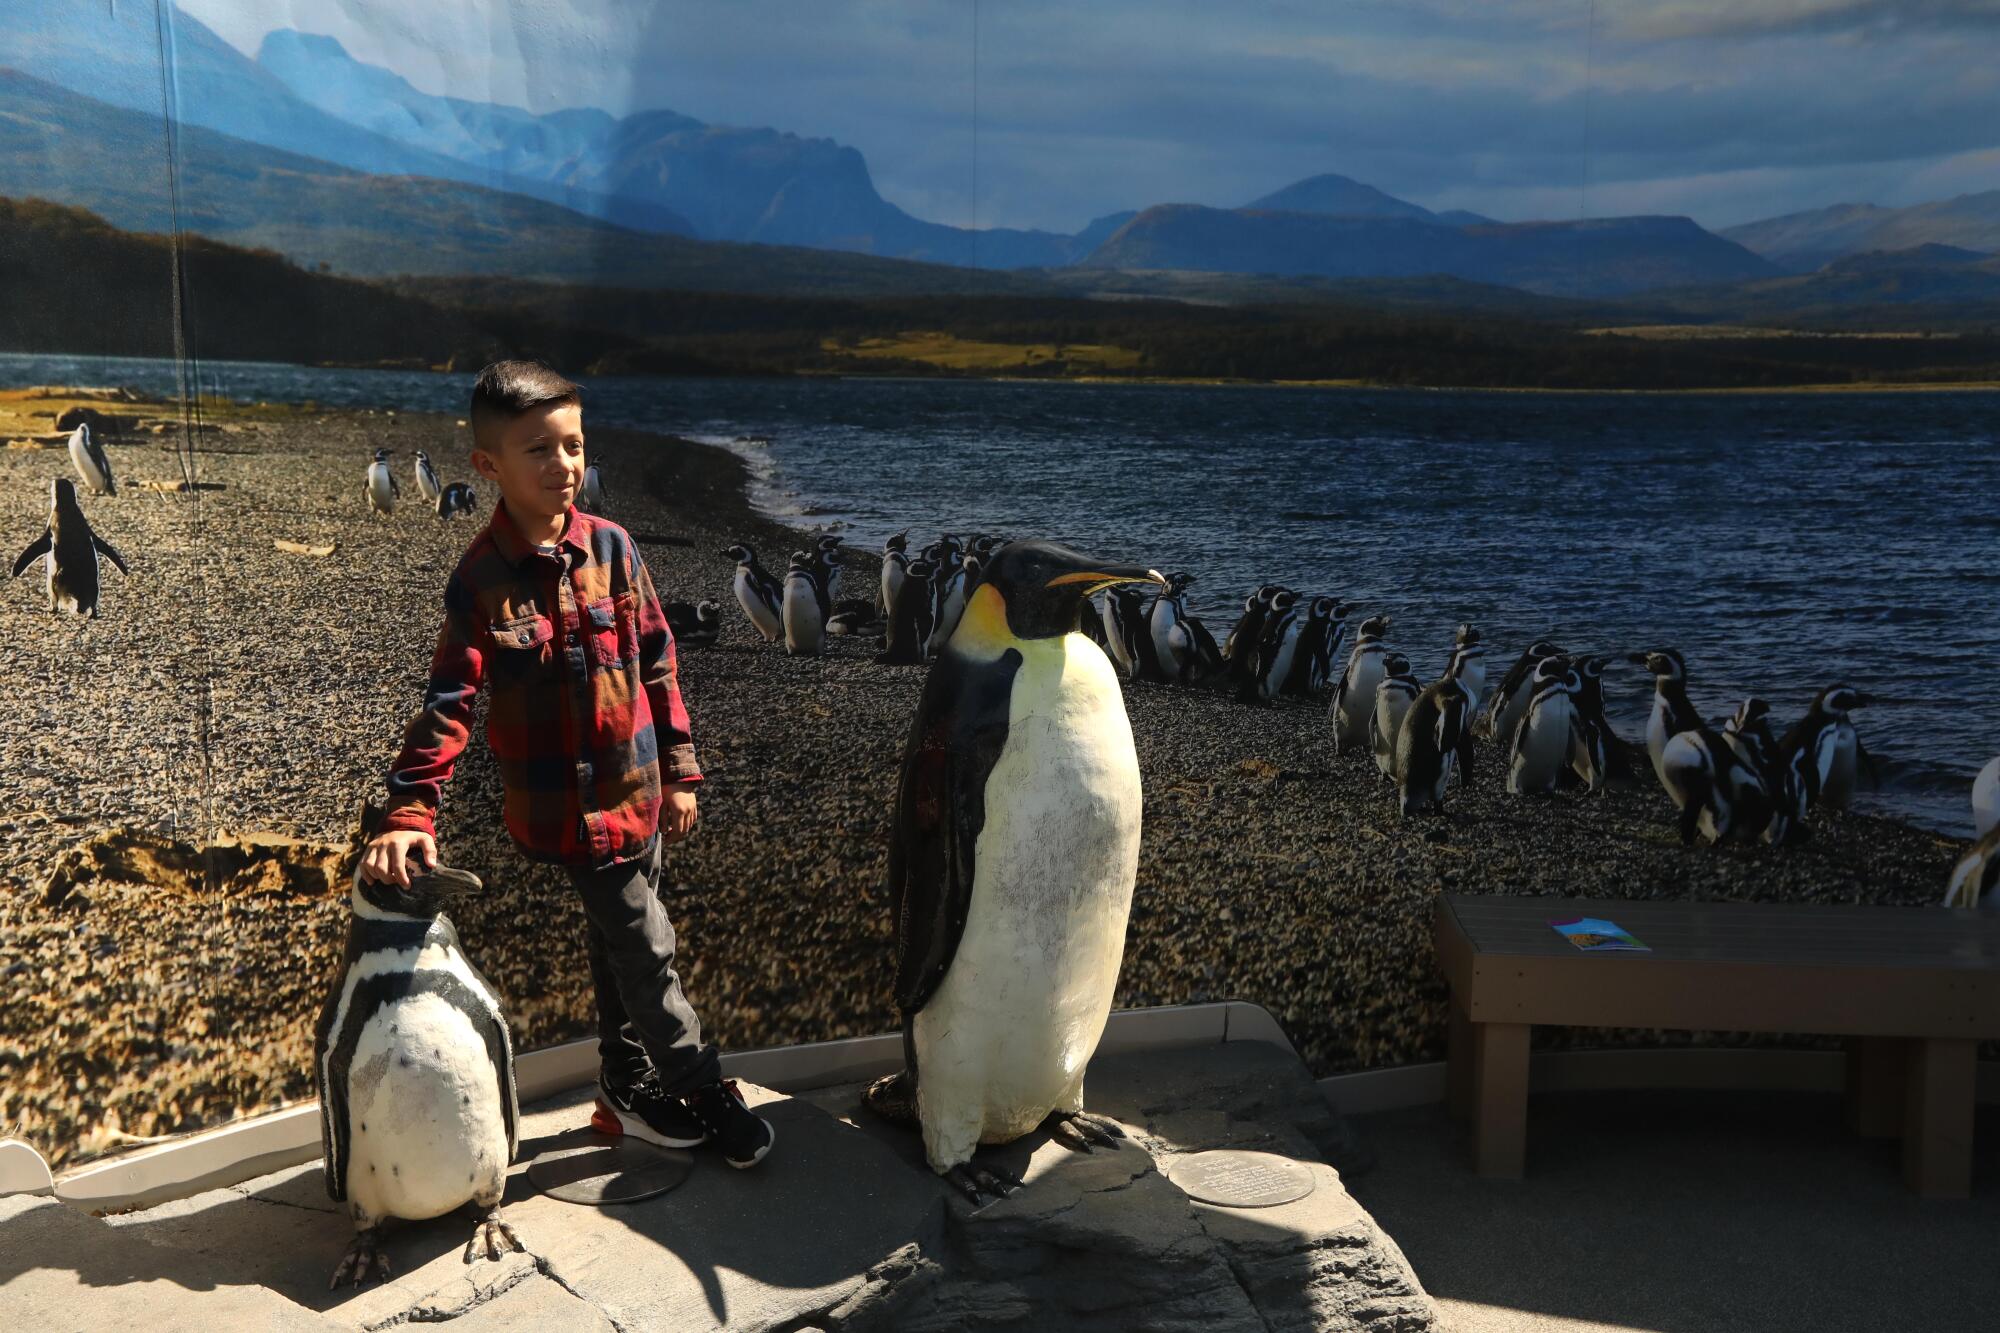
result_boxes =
[1374,688,1414,775]
[915,635,1141,1169]
[1511,700,1574,792]
[1819,727,1858,808]
[782,579,821,654]
[1336,655,1384,744]
[345,994,507,1223]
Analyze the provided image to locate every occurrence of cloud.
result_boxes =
[1626,0,2000,42]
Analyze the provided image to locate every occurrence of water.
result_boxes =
[8,352,1996,837]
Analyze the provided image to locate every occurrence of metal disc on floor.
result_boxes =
[528,1131,693,1205]
[1166,1149,1316,1209]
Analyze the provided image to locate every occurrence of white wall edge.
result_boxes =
[45,1000,1294,1213]
[1320,1048,2000,1117]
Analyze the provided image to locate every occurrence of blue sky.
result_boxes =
[177,1,2000,233]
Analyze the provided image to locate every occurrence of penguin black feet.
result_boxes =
[464,1211,525,1265]
[329,1228,392,1289]
[943,1160,1022,1206]
[860,1069,919,1127]
[1047,1110,1127,1154]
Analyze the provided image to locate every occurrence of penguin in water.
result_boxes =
[862,542,1162,1202]
[1505,657,1581,796]
[1480,639,1562,743]
[68,422,115,497]
[1394,673,1475,817]
[1448,624,1486,708]
[724,543,784,642]
[412,450,443,506]
[365,448,400,518]
[577,463,605,512]
[316,854,520,1287]
[436,482,478,521]
[881,529,911,614]
[1632,648,1703,795]
[782,553,824,657]
[1974,756,2000,839]
[1371,652,1421,780]
[1944,826,2000,909]
[1147,572,1195,679]
[12,478,129,618]
[875,557,935,665]
[1331,614,1392,752]
[1780,684,1873,813]
[664,599,721,647]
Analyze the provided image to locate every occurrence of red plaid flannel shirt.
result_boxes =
[381,502,702,868]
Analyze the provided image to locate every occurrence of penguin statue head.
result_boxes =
[353,864,484,921]
[964,541,1164,641]
[1816,684,1872,716]
[1630,647,1686,681]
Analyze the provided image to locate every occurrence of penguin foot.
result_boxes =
[1047,1110,1127,1153]
[329,1229,392,1289]
[860,1069,919,1127]
[464,1214,525,1264]
[943,1161,1022,1206]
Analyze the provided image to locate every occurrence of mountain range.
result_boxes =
[1,3,1995,308]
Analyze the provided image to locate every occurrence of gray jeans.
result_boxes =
[570,837,721,1095]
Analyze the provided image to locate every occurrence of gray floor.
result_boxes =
[1343,1086,2000,1333]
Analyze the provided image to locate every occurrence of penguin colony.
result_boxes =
[714,527,1999,904]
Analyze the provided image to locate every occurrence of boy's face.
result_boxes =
[472,403,585,531]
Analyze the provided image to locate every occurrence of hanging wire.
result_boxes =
[151,0,219,859]
[971,0,980,269]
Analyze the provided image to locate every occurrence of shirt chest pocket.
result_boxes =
[585,593,639,671]
[489,613,555,683]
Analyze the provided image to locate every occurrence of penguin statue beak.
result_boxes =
[1046,565,1166,597]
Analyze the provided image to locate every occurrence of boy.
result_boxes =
[361,360,774,1167]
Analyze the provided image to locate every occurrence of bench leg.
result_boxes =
[1902,1038,1975,1200]
[1473,1021,1531,1180]
[1447,999,1474,1124]
[1844,1036,1907,1138]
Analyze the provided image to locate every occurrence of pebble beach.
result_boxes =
[0,386,1973,1171]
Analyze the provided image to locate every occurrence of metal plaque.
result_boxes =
[1167,1150,1316,1209]
[528,1131,693,1205]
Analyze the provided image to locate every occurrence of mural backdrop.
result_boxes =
[2,2,1995,1169]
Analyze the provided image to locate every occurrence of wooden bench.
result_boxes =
[1433,893,2000,1198]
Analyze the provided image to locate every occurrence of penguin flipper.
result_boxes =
[887,646,1022,1015]
[92,534,130,577]
[12,531,51,578]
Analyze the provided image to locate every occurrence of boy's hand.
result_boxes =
[362,830,438,888]
[661,782,699,844]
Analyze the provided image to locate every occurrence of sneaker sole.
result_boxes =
[725,1119,776,1170]
[591,1097,707,1149]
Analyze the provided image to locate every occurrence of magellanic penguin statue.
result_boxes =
[865,541,1163,1203]
[316,854,520,1287]
[13,478,129,617]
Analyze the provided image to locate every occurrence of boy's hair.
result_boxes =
[469,360,581,452]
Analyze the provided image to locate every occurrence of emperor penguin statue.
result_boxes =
[315,855,521,1286]
[865,541,1163,1202]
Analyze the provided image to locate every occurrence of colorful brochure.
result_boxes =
[1548,917,1650,952]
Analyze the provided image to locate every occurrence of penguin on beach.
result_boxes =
[664,599,722,647]
[1780,684,1873,813]
[812,535,844,620]
[881,530,910,614]
[1304,598,1355,695]
[365,448,399,518]
[436,482,478,521]
[863,541,1163,1202]
[1564,653,1619,793]
[1148,572,1196,680]
[12,478,129,618]
[1660,720,1769,846]
[1448,624,1486,708]
[1372,652,1420,780]
[1974,756,2000,839]
[1480,639,1562,743]
[1505,657,1581,796]
[68,422,115,497]
[875,557,935,664]
[1632,649,1703,794]
[1331,614,1391,751]
[1107,585,1168,682]
[1394,674,1475,817]
[412,451,442,505]
[1723,697,1803,844]
[577,463,605,512]
[1246,589,1301,703]
[315,854,520,1287]
[724,543,784,642]
[782,552,824,657]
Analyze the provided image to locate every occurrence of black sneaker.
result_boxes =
[684,1079,776,1169]
[594,1067,709,1149]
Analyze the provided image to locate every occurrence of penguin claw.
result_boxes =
[329,1231,392,1289]
[1048,1110,1127,1153]
[944,1161,1022,1206]
[465,1216,524,1264]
